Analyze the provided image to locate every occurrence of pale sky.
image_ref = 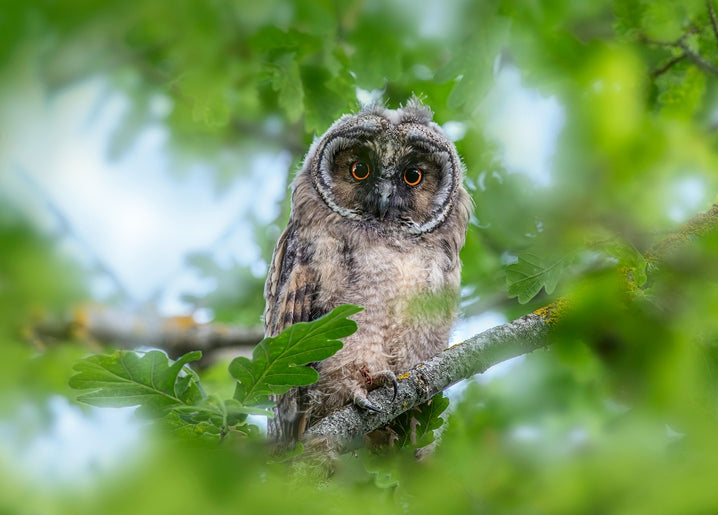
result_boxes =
[1,72,288,315]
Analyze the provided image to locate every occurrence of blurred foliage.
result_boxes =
[0,207,87,341]
[181,249,267,326]
[388,392,450,450]
[2,0,718,512]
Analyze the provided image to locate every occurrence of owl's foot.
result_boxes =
[353,368,399,412]
[371,369,399,401]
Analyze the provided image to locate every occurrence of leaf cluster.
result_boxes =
[388,393,450,450]
[506,238,647,304]
[69,305,362,440]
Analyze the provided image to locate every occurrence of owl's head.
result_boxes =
[301,99,466,235]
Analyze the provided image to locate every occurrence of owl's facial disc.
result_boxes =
[310,111,462,234]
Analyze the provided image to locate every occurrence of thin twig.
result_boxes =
[641,30,718,78]
[652,54,687,78]
[708,0,718,43]
[639,34,676,47]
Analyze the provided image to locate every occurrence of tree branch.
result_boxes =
[31,305,263,360]
[640,27,718,77]
[303,309,555,453]
[646,203,718,260]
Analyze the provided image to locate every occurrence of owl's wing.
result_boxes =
[264,222,317,335]
[264,222,318,445]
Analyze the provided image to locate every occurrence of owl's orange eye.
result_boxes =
[351,161,370,181]
[404,167,423,186]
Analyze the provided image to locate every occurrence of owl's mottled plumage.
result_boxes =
[265,99,472,445]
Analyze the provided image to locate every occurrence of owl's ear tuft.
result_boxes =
[358,97,388,118]
[400,95,433,124]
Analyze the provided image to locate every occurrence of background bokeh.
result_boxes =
[2,0,718,512]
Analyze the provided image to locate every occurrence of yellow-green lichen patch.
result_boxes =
[533,297,569,325]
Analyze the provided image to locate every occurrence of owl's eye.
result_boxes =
[351,161,371,181]
[403,167,423,186]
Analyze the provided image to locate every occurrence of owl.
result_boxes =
[264,98,472,447]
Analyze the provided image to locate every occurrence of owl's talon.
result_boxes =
[372,370,399,402]
[353,393,384,413]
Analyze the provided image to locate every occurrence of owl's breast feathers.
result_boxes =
[310,221,464,369]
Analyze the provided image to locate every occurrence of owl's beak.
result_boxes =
[376,181,394,221]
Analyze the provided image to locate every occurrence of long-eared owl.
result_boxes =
[264,98,472,446]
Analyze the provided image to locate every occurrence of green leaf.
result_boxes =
[69,350,203,417]
[656,65,707,119]
[347,16,402,89]
[272,53,305,123]
[440,14,509,112]
[302,64,354,134]
[390,393,450,449]
[362,456,400,490]
[640,2,684,41]
[506,252,570,304]
[229,304,362,406]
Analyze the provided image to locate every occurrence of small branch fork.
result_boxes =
[641,2,718,78]
[678,39,718,75]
